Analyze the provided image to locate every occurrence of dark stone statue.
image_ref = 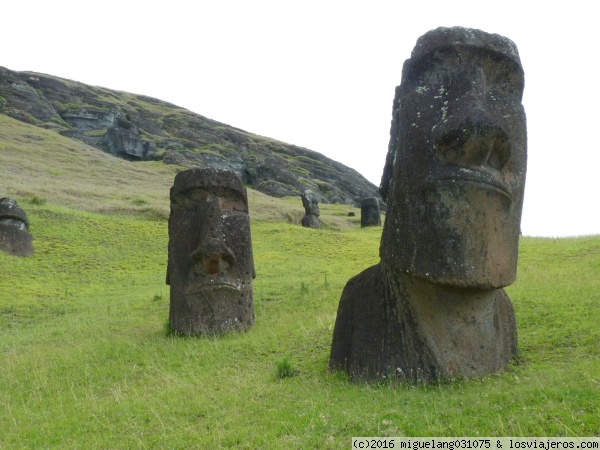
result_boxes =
[330,27,527,382]
[167,168,255,335]
[0,197,34,257]
[360,197,381,227]
[301,190,320,229]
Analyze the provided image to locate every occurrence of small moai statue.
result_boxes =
[0,197,34,257]
[360,197,381,227]
[330,27,527,382]
[300,190,320,229]
[167,168,255,335]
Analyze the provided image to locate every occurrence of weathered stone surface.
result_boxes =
[0,197,34,257]
[300,190,320,229]
[167,168,255,335]
[0,68,61,124]
[330,27,526,382]
[0,66,382,207]
[360,197,381,227]
[330,263,517,382]
[379,26,526,289]
[60,109,158,160]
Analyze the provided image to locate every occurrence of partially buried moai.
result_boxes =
[167,168,255,335]
[360,197,381,227]
[301,190,320,229]
[329,27,527,382]
[0,197,34,257]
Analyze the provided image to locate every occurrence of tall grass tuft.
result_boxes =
[275,357,297,379]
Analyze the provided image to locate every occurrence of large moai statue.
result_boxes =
[0,197,34,257]
[167,168,255,335]
[360,197,381,227]
[330,27,527,382]
[301,190,320,229]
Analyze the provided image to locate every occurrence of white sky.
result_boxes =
[3,0,599,237]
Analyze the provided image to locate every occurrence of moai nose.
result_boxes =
[434,119,511,171]
[192,238,236,275]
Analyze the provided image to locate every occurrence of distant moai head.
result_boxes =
[360,197,381,227]
[0,197,34,257]
[167,168,255,335]
[380,27,527,289]
[301,190,320,216]
[301,190,320,229]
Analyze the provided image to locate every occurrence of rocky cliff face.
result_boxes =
[0,66,380,206]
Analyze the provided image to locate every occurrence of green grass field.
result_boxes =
[1,114,599,448]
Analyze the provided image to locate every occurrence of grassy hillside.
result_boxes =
[1,114,599,447]
[0,67,381,206]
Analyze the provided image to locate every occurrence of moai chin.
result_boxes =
[360,197,381,227]
[330,27,526,382]
[0,197,34,257]
[167,168,255,335]
[301,190,320,229]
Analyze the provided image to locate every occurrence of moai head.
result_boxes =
[167,168,255,335]
[301,190,320,216]
[380,27,527,289]
[360,197,381,227]
[301,190,320,229]
[0,197,34,257]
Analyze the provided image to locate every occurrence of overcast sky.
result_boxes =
[3,0,599,237]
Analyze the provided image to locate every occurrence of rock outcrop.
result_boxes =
[0,66,380,206]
